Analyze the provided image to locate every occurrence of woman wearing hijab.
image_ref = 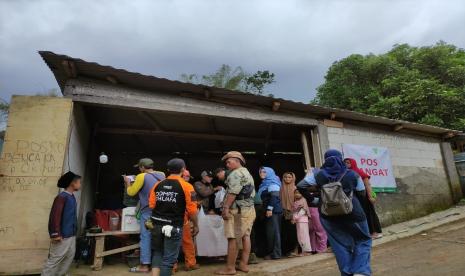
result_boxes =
[279,172,299,257]
[258,167,283,260]
[298,149,372,276]
[344,158,383,239]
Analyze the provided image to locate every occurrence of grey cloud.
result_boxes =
[1,0,464,103]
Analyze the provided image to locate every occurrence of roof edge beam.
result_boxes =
[394,124,404,131]
[272,101,281,112]
[98,127,293,144]
[64,79,318,127]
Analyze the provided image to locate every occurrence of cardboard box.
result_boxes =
[122,207,140,232]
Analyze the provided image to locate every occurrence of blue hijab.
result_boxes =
[321,149,347,182]
[258,167,281,198]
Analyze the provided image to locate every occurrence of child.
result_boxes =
[292,189,312,256]
[41,171,81,276]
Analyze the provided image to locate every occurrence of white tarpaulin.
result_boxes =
[342,144,397,192]
[195,207,228,257]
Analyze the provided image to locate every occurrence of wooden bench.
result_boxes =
[87,230,140,270]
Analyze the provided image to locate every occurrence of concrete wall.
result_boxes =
[0,96,73,274]
[63,104,94,233]
[327,124,454,226]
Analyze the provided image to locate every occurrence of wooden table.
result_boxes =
[87,230,140,270]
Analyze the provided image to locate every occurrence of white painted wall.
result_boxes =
[63,105,92,231]
[327,125,444,170]
[326,124,453,226]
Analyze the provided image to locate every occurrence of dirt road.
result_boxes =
[71,219,465,276]
[287,219,465,276]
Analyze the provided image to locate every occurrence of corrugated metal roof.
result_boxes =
[39,51,461,137]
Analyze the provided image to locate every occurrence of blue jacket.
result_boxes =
[48,191,77,238]
[261,190,283,214]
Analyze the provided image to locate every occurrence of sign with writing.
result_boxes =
[0,96,73,274]
[342,144,397,192]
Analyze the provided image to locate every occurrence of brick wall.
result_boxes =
[326,124,453,226]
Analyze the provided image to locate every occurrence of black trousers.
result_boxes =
[281,216,298,255]
[265,213,282,259]
[251,204,267,257]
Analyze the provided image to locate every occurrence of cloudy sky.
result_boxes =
[1,0,464,103]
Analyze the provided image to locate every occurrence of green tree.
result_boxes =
[181,65,275,95]
[313,42,465,130]
[245,70,275,95]
[0,98,9,126]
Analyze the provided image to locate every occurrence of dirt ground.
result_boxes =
[287,219,465,276]
[71,219,465,276]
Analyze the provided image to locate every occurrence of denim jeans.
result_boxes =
[139,212,152,265]
[320,217,372,276]
[151,224,183,276]
[265,213,282,259]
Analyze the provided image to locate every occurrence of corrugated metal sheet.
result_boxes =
[39,51,461,137]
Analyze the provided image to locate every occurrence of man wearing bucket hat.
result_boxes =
[216,151,256,275]
[125,158,165,273]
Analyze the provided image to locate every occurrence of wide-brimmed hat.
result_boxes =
[221,151,246,164]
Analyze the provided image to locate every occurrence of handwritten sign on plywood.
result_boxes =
[0,96,72,274]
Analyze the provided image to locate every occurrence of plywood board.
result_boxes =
[0,96,73,275]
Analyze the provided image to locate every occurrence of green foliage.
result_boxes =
[0,98,9,122]
[35,88,59,97]
[245,70,275,95]
[181,65,275,95]
[314,42,465,131]
[201,64,248,91]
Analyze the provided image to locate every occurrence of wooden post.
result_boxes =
[92,236,105,271]
[311,128,323,168]
[301,131,311,171]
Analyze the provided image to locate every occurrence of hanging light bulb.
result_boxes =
[99,152,108,164]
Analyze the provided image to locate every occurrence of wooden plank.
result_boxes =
[0,96,73,274]
[87,230,140,237]
[98,127,293,145]
[272,101,280,111]
[323,119,343,128]
[301,132,311,171]
[311,128,323,167]
[96,243,140,258]
[137,111,185,152]
[393,124,404,131]
[92,236,105,271]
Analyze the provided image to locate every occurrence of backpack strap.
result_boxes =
[338,170,354,198]
[338,170,348,182]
